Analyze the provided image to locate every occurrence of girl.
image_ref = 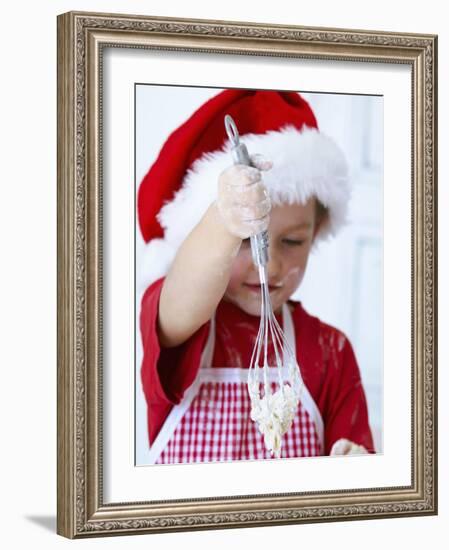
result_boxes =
[138,89,374,464]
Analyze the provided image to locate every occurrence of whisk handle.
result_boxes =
[224,114,269,268]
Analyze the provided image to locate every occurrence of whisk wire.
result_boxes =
[225,112,305,457]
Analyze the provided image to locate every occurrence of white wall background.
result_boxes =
[0,0,445,548]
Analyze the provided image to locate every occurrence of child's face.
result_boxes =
[224,198,320,316]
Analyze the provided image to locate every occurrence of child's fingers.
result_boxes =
[228,165,262,187]
[233,181,269,205]
[330,438,352,455]
[218,209,270,239]
[238,197,271,222]
[216,162,271,238]
[330,438,368,456]
[241,214,270,236]
[250,153,273,171]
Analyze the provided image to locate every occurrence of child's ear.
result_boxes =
[312,200,329,241]
[312,219,322,241]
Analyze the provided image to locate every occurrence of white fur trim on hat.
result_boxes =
[138,125,350,293]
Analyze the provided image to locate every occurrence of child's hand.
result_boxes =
[216,154,273,239]
[330,438,369,456]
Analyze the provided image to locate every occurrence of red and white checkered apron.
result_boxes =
[149,304,324,465]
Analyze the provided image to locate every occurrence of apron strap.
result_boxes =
[282,302,296,358]
[200,314,215,369]
[283,302,324,450]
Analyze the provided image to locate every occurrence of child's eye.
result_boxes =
[282,238,304,246]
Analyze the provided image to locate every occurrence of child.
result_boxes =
[138,89,375,464]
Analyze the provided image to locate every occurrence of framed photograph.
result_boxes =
[57,11,437,538]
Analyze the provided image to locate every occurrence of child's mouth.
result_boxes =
[244,283,282,293]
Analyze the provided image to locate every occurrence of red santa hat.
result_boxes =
[137,89,350,293]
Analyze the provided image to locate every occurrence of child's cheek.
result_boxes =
[281,266,305,294]
[227,248,253,291]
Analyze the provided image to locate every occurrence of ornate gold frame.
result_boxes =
[57,11,438,539]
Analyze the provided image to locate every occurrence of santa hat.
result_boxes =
[137,89,350,294]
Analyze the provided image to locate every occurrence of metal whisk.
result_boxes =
[224,114,303,458]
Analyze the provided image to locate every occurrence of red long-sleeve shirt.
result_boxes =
[140,277,375,455]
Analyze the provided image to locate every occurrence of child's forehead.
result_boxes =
[269,203,315,232]
[270,199,316,223]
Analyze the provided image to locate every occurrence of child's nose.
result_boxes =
[266,248,282,281]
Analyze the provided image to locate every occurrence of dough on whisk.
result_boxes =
[249,383,300,458]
